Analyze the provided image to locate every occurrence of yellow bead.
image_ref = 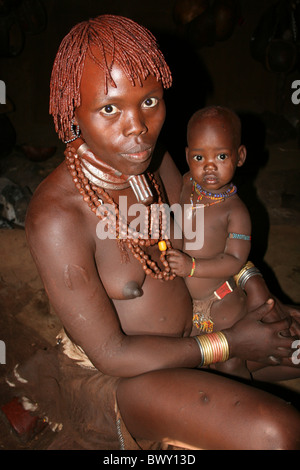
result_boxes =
[158,240,167,251]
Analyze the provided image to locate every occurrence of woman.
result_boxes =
[9,15,300,450]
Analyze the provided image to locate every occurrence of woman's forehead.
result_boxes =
[80,56,162,100]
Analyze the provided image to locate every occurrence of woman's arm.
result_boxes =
[26,203,203,377]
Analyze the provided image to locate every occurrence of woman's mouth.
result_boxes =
[120,146,152,163]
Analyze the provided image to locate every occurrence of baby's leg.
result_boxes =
[206,288,250,378]
[211,357,251,380]
[247,362,300,382]
[209,287,248,331]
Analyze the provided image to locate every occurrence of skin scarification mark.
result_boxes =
[198,391,210,404]
[64,264,89,290]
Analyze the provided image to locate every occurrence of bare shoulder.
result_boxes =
[227,194,252,231]
[228,194,250,216]
[25,162,85,254]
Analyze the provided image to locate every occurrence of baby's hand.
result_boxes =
[167,249,194,277]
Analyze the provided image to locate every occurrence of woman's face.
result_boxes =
[74,57,166,175]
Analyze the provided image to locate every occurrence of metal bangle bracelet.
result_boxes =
[194,336,204,367]
[239,267,262,291]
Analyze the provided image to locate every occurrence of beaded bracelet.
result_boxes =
[234,261,262,291]
[194,332,230,367]
[188,257,196,277]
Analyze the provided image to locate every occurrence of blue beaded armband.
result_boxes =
[228,232,251,241]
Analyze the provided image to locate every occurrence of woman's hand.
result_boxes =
[223,299,297,365]
[289,308,300,337]
[268,298,300,336]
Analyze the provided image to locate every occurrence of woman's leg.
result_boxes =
[117,368,300,450]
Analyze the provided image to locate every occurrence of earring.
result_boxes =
[64,121,81,144]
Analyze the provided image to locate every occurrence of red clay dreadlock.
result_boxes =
[49,15,172,142]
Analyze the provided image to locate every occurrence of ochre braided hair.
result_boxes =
[49,15,172,142]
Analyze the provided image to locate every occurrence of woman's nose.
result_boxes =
[123,111,147,137]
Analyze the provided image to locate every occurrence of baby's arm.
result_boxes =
[168,200,251,279]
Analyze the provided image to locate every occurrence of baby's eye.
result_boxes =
[142,97,158,108]
[193,155,203,161]
[217,153,228,161]
[100,104,119,115]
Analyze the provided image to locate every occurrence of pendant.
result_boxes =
[128,175,154,205]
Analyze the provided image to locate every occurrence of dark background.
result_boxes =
[1,0,299,163]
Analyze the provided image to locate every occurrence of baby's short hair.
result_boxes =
[187,106,242,147]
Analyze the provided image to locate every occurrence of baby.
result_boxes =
[167,106,252,378]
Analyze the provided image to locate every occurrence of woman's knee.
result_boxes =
[257,403,300,450]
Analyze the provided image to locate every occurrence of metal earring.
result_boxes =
[64,121,81,144]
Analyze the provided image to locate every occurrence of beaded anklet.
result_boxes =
[234,261,262,291]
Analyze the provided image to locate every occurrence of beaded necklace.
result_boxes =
[190,179,237,209]
[65,145,175,281]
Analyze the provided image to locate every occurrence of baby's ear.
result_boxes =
[185,147,189,163]
[237,145,247,167]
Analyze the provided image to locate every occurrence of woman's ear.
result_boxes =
[237,145,247,167]
[73,113,79,127]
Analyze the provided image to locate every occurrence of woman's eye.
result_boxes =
[218,153,228,161]
[100,104,118,115]
[142,97,158,108]
[193,155,203,161]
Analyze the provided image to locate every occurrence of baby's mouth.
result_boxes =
[203,174,218,184]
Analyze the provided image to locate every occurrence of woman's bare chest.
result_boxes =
[95,237,147,300]
[94,238,193,336]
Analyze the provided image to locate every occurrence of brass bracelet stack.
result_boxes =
[194,331,230,367]
[233,261,262,291]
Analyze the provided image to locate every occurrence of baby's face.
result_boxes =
[186,116,245,191]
